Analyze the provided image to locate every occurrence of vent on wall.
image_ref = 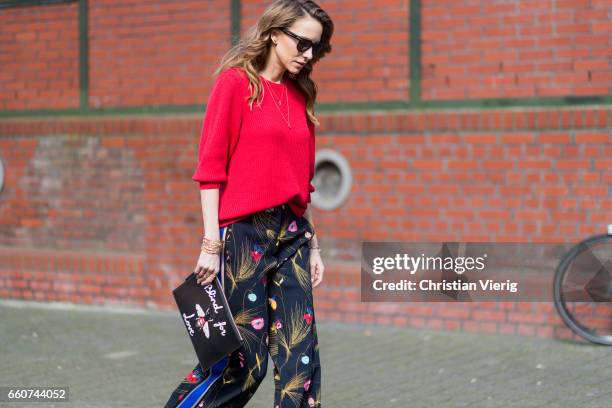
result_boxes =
[310,149,352,211]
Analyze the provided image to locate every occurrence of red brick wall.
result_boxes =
[422,0,612,99]
[1,1,611,342]
[243,0,410,101]
[88,0,230,107]
[0,133,146,251]
[3,1,610,106]
[1,0,411,109]
[0,0,612,110]
[1,107,610,342]
[0,2,80,109]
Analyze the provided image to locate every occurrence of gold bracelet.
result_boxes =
[201,236,223,254]
[201,244,222,255]
[201,238,223,248]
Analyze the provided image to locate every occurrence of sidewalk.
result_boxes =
[0,299,610,408]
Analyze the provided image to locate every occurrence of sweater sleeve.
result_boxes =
[307,119,316,202]
[192,69,243,190]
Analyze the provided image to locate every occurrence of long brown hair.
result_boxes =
[213,0,333,126]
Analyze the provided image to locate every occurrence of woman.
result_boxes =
[164,1,334,407]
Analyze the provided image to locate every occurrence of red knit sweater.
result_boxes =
[192,67,316,227]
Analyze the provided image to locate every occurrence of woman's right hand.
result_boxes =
[195,250,221,286]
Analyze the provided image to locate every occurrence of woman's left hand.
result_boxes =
[309,249,324,288]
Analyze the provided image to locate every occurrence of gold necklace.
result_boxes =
[263,77,291,129]
[267,77,287,106]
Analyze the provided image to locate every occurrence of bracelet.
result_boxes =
[201,236,223,254]
[308,245,321,250]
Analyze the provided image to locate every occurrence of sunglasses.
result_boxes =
[276,27,322,56]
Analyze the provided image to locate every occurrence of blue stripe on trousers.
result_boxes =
[176,357,229,408]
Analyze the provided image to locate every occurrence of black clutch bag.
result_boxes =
[172,273,244,371]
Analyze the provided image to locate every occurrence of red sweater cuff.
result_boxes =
[199,182,221,190]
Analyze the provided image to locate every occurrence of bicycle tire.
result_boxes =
[553,233,612,346]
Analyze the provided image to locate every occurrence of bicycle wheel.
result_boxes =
[553,231,612,345]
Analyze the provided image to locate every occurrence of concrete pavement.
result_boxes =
[0,299,610,408]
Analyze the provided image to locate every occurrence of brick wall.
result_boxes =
[1,0,611,342]
[2,107,610,342]
[0,2,80,109]
[422,0,612,99]
[3,1,612,108]
[88,0,230,107]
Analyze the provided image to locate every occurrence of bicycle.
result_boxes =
[553,224,612,345]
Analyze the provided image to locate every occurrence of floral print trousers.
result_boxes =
[165,203,322,408]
